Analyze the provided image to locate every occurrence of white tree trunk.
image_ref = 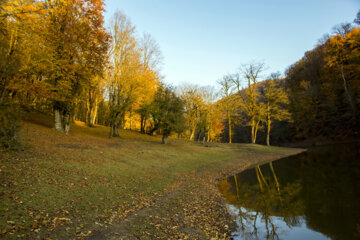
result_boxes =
[54,109,64,132]
[341,65,356,113]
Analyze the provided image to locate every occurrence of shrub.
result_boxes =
[0,104,21,149]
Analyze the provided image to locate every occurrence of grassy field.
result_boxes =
[0,113,304,239]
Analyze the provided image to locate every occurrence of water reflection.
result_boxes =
[219,143,360,240]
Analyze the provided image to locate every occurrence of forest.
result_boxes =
[1,1,359,149]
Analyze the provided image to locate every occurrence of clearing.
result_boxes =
[0,112,304,239]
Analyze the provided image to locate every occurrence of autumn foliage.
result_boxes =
[286,26,360,139]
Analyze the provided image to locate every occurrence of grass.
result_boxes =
[0,112,304,239]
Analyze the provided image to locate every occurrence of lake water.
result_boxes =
[219,143,360,240]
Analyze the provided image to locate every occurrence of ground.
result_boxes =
[0,112,304,239]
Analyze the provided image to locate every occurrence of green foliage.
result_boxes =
[150,86,186,142]
[136,103,152,134]
[0,104,21,149]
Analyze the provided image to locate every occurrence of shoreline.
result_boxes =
[0,118,306,239]
[88,146,306,239]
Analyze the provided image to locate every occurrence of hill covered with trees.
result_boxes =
[215,18,360,145]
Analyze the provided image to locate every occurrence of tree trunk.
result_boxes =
[266,119,271,146]
[251,118,255,144]
[120,115,125,130]
[196,129,202,141]
[269,161,281,195]
[112,124,120,137]
[86,101,90,125]
[140,116,145,134]
[341,64,356,114]
[190,123,196,140]
[255,167,263,192]
[228,112,232,144]
[234,175,240,199]
[91,103,98,126]
[162,134,167,144]
[88,102,98,127]
[71,113,76,123]
[109,122,113,138]
[143,118,146,134]
[253,119,260,144]
[257,166,268,187]
[64,113,71,134]
[129,109,133,130]
[207,124,211,143]
[109,119,120,138]
[266,100,271,146]
[54,108,64,133]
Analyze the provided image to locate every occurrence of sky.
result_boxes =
[103,0,359,87]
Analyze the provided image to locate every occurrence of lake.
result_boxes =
[219,143,360,240]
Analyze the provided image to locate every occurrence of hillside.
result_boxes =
[0,113,304,239]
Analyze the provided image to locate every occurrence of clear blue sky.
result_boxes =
[103,0,359,86]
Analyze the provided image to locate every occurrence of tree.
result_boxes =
[332,23,353,37]
[0,0,48,106]
[179,84,204,140]
[85,75,105,127]
[354,10,360,25]
[199,86,224,142]
[260,72,290,146]
[150,85,185,144]
[217,75,236,143]
[44,0,109,133]
[107,11,140,137]
[286,25,360,139]
[139,32,163,72]
[326,27,359,117]
[107,11,160,137]
[135,34,162,133]
[237,62,265,144]
[136,102,152,134]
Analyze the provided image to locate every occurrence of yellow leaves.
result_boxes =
[52,217,71,223]
[76,230,92,237]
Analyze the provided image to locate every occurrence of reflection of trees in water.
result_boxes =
[220,161,304,239]
[219,143,360,240]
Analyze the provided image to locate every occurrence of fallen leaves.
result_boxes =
[0,117,304,239]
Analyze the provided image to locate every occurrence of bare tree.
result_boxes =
[332,23,353,37]
[354,10,360,25]
[140,32,163,71]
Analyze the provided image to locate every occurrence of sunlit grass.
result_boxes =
[0,112,301,238]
